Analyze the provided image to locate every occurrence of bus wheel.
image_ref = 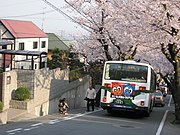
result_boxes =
[144,110,150,117]
[107,108,112,113]
[150,100,153,112]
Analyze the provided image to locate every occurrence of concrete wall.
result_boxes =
[32,68,90,116]
[1,71,17,110]
[1,68,90,117]
[48,76,90,114]
[0,110,7,124]
[14,68,90,116]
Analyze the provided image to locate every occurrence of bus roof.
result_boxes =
[105,60,154,69]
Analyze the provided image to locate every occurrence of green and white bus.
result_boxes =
[100,60,156,117]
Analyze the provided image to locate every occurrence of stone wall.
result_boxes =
[0,111,7,124]
[9,68,90,116]
[1,68,90,118]
[1,71,17,110]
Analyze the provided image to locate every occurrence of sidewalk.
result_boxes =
[6,107,98,123]
[161,110,180,135]
[7,108,37,123]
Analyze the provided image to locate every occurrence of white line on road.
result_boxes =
[48,109,103,125]
[168,95,172,107]
[64,109,103,120]
[156,110,169,135]
[48,119,60,124]
[8,133,16,135]
[24,126,39,131]
[31,122,43,127]
[5,109,103,134]
[6,128,22,133]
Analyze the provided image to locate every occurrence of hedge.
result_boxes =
[0,101,3,113]
[15,87,30,101]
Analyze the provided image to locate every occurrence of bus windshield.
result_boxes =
[104,63,148,83]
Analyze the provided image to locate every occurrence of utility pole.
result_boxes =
[0,30,2,39]
[42,7,46,31]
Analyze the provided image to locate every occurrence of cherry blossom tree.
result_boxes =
[62,0,179,122]
[64,0,140,61]
[148,0,180,123]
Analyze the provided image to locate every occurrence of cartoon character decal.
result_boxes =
[110,82,135,97]
[111,82,124,96]
[123,83,135,96]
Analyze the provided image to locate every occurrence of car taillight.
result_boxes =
[139,86,146,91]
[140,101,145,106]
[104,83,111,88]
[103,97,107,102]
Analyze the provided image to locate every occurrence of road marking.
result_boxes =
[6,128,22,135]
[24,126,39,131]
[48,119,60,124]
[168,95,172,107]
[6,128,22,133]
[31,122,43,127]
[5,109,103,134]
[156,110,168,135]
[8,133,16,135]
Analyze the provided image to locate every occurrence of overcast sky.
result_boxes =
[0,0,86,39]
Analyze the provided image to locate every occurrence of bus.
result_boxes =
[100,60,156,117]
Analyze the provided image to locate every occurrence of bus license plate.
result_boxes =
[115,99,124,105]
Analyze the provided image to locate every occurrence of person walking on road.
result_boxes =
[86,85,96,112]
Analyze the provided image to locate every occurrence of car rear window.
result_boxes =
[155,92,163,96]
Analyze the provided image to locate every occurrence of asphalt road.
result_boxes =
[0,95,179,135]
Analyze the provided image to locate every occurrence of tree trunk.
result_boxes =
[171,87,180,124]
[171,61,180,124]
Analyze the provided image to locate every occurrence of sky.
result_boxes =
[0,0,87,39]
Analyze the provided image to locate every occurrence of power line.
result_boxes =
[0,10,55,18]
[41,0,90,32]
[0,0,38,8]
[42,0,76,21]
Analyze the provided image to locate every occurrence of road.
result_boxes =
[0,95,179,135]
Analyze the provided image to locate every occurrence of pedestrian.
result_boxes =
[86,85,96,112]
[59,98,69,115]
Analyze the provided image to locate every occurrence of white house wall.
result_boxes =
[14,38,48,69]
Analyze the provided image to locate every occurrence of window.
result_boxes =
[7,76,11,84]
[2,46,7,49]
[33,42,38,49]
[105,63,148,83]
[41,61,46,68]
[41,41,46,48]
[19,43,24,50]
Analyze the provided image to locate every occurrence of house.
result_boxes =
[0,19,48,71]
[46,33,70,60]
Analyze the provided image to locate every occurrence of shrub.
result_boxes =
[0,101,3,113]
[0,68,3,73]
[15,87,30,101]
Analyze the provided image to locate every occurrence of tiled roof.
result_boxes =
[0,19,47,38]
[47,33,69,50]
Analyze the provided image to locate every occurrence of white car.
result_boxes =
[154,91,165,107]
